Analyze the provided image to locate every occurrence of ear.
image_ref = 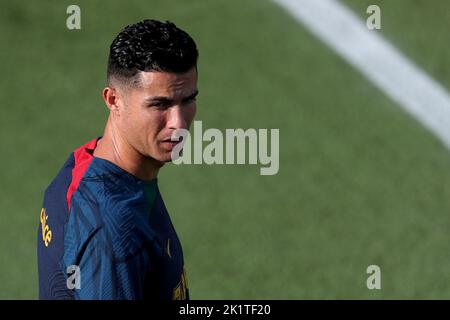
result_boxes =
[102,86,121,114]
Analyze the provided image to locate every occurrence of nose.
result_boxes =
[167,105,187,130]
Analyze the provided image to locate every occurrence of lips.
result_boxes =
[159,137,182,151]
[161,136,183,143]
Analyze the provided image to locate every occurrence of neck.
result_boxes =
[93,116,162,181]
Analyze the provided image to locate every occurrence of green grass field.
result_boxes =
[1,0,450,299]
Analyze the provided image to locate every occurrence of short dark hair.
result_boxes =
[107,19,198,86]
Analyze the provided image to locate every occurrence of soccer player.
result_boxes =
[37,19,198,300]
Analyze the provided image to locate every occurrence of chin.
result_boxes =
[152,151,172,164]
[162,153,175,163]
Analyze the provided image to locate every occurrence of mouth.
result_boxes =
[159,137,182,150]
[161,135,183,143]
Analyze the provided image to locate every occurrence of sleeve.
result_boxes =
[37,185,74,300]
[37,155,76,300]
[62,191,152,300]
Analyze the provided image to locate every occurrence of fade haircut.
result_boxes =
[107,19,198,87]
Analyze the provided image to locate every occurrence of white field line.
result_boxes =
[274,0,450,149]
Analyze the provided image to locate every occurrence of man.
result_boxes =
[37,19,198,300]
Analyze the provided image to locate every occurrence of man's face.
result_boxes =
[116,67,197,163]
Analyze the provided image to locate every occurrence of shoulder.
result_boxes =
[42,153,75,229]
[65,156,159,258]
[70,175,156,251]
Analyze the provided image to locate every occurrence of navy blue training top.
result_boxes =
[37,137,189,300]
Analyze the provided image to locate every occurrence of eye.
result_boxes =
[150,102,170,109]
[182,97,197,105]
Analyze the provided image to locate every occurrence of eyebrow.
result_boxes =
[181,90,199,102]
[145,90,199,104]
